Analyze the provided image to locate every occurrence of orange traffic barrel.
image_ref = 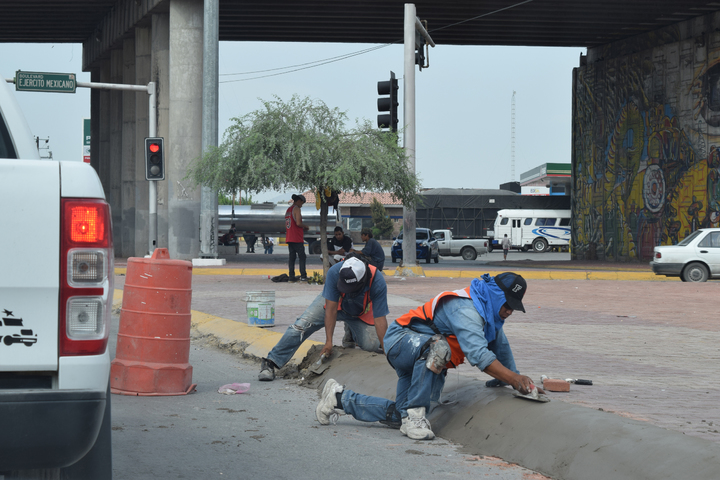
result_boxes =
[111,248,196,396]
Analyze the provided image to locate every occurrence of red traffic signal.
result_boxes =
[144,137,165,181]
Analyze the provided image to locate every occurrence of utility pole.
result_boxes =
[400,3,434,275]
[511,91,516,182]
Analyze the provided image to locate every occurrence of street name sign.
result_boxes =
[15,71,77,93]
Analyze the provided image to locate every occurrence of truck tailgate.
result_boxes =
[0,159,60,371]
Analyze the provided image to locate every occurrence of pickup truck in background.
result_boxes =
[0,77,113,478]
[433,229,489,261]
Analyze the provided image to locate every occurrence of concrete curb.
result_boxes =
[115,266,674,282]
[303,349,720,480]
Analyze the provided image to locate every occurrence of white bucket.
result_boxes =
[246,291,275,327]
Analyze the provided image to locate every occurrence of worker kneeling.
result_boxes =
[315,272,543,440]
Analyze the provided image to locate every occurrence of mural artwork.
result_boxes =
[572,23,720,261]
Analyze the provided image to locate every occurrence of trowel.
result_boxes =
[512,385,550,403]
[309,353,331,375]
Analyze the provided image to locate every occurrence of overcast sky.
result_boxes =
[1,41,584,202]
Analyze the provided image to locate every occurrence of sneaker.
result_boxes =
[342,328,356,349]
[315,379,345,425]
[298,276,308,282]
[288,276,298,282]
[258,358,276,381]
[400,407,435,440]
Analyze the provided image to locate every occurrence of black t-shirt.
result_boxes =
[327,235,353,254]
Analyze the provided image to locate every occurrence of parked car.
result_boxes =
[650,228,720,282]
[391,228,439,264]
[433,229,488,260]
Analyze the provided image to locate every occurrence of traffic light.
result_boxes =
[377,71,398,132]
[415,31,426,71]
[144,137,165,181]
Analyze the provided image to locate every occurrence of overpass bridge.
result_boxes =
[0,0,717,259]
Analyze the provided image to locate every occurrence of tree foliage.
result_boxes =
[186,95,422,271]
[187,95,421,205]
[370,197,394,239]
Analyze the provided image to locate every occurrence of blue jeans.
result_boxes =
[266,294,381,369]
[341,329,445,423]
[287,242,306,278]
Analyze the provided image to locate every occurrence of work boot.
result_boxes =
[315,379,345,425]
[258,358,276,381]
[400,407,435,440]
[341,327,356,349]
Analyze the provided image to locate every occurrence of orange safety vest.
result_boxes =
[336,264,378,325]
[394,287,472,369]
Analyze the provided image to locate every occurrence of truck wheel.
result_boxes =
[532,238,548,253]
[487,245,493,253]
[309,241,322,255]
[391,256,397,263]
[434,255,439,263]
[426,254,431,264]
[461,247,477,261]
[682,262,709,282]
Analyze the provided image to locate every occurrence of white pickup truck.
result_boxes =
[433,229,489,261]
[0,78,114,477]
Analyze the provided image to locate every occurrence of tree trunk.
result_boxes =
[320,199,330,277]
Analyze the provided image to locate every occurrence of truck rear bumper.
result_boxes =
[0,389,106,470]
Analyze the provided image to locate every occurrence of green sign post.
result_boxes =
[15,71,76,93]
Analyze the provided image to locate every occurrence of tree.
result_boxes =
[186,95,421,273]
[370,197,394,239]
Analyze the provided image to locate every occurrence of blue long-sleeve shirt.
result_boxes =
[384,296,518,373]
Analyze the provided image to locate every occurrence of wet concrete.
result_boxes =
[302,347,720,480]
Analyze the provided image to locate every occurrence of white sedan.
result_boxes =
[650,228,720,282]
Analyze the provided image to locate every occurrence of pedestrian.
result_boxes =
[286,194,309,282]
[264,236,274,254]
[258,257,388,381]
[351,228,385,271]
[244,234,257,253]
[314,272,543,440]
[326,226,353,265]
[501,234,511,260]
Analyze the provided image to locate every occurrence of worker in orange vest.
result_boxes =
[315,272,543,440]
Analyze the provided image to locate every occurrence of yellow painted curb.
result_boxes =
[191,310,320,366]
[114,266,675,281]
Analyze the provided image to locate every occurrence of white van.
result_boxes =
[489,209,571,253]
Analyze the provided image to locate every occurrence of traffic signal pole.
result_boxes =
[399,4,434,274]
[403,3,418,268]
[73,79,158,255]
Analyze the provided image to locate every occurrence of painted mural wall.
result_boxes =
[572,12,720,261]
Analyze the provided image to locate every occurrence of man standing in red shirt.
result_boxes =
[286,194,309,281]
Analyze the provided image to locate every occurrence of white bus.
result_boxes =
[488,209,571,253]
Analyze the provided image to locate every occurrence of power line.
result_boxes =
[219,0,534,83]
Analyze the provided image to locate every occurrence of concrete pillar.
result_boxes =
[167,0,203,259]
[121,37,137,258]
[134,25,151,257]
[109,48,123,250]
[152,12,171,251]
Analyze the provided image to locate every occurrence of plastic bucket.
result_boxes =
[246,291,275,327]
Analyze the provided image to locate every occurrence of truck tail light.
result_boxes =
[59,199,114,356]
[655,252,662,259]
